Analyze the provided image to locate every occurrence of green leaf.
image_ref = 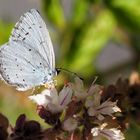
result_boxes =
[105,0,140,33]
[64,10,116,76]
[72,0,89,27]
[42,0,66,30]
[0,21,13,45]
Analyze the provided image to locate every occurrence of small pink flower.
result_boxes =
[29,89,52,106]
[88,99,121,120]
[69,77,100,100]
[91,123,125,140]
[29,85,73,113]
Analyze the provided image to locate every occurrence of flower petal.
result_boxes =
[97,114,104,121]
[91,127,100,136]
[91,123,125,140]
[74,77,84,90]
[59,85,73,107]
[85,97,94,108]
[98,100,121,116]
[47,103,63,113]
[101,128,125,140]
[88,107,97,116]
[28,89,52,106]
[50,88,59,105]
[62,118,78,131]
[88,84,101,97]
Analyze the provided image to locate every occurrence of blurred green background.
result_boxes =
[0,0,140,139]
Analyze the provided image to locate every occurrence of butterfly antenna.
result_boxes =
[56,68,84,80]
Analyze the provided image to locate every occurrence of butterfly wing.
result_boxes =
[0,9,56,91]
[9,9,55,72]
[0,74,4,81]
[0,41,52,91]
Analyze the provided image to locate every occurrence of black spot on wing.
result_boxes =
[36,10,40,14]
[22,38,26,41]
[16,74,18,78]
[40,41,45,45]
[22,14,26,18]
[17,34,21,38]
[25,32,29,35]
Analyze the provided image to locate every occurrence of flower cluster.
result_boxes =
[27,77,124,140]
[5,72,140,139]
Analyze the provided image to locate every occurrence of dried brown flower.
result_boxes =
[10,114,43,140]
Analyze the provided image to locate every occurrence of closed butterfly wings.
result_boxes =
[10,9,55,69]
[0,9,56,91]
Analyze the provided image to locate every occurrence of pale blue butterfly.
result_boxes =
[0,9,57,91]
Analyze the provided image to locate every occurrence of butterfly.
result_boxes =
[0,9,57,91]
